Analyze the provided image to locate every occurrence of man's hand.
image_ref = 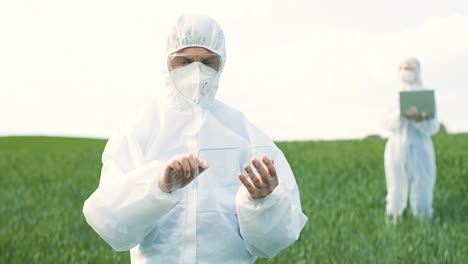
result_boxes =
[159,153,209,193]
[406,106,426,122]
[238,156,279,199]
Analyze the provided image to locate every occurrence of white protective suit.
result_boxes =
[384,58,439,219]
[83,14,308,264]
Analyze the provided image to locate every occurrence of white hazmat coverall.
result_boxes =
[384,58,439,220]
[83,14,308,264]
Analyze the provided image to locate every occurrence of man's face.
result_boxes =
[399,62,416,72]
[169,47,220,71]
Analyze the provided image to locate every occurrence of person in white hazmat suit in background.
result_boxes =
[83,14,308,263]
[384,57,439,222]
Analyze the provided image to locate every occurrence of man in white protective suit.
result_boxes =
[83,14,308,263]
[384,57,439,222]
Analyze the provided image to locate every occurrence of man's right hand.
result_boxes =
[406,106,426,122]
[159,153,209,193]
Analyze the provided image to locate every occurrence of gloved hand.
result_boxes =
[159,153,209,193]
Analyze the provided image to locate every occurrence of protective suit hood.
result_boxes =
[164,14,226,108]
[399,57,423,91]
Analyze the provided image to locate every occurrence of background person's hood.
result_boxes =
[400,57,423,91]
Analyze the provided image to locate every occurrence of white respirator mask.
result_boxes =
[400,70,417,84]
[170,62,218,104]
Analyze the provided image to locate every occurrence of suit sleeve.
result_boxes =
[83,125,180,251]
[235,146,308,258]
[383,96,402,134]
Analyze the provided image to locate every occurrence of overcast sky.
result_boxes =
[1,0,467,140]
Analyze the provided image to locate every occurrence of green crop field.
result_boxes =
[1,135,467,263]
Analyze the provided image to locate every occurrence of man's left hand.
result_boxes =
[238,156,279,199]
[406,106,427,122]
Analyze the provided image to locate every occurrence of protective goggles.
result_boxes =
[168,53,221,71]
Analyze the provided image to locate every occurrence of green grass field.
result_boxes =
[1,134,467,263]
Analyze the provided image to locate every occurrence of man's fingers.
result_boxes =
[180,157,192,177]
[196,157,209,169]
[244,164,263,188]
[186,154,197,169]
[407,106,419,118]
[252,158,269,181]
[239,173,255,192]
[262,156,278,180]
[164,153,201,192]
[171,160,182,172]
[186,154,198,177]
